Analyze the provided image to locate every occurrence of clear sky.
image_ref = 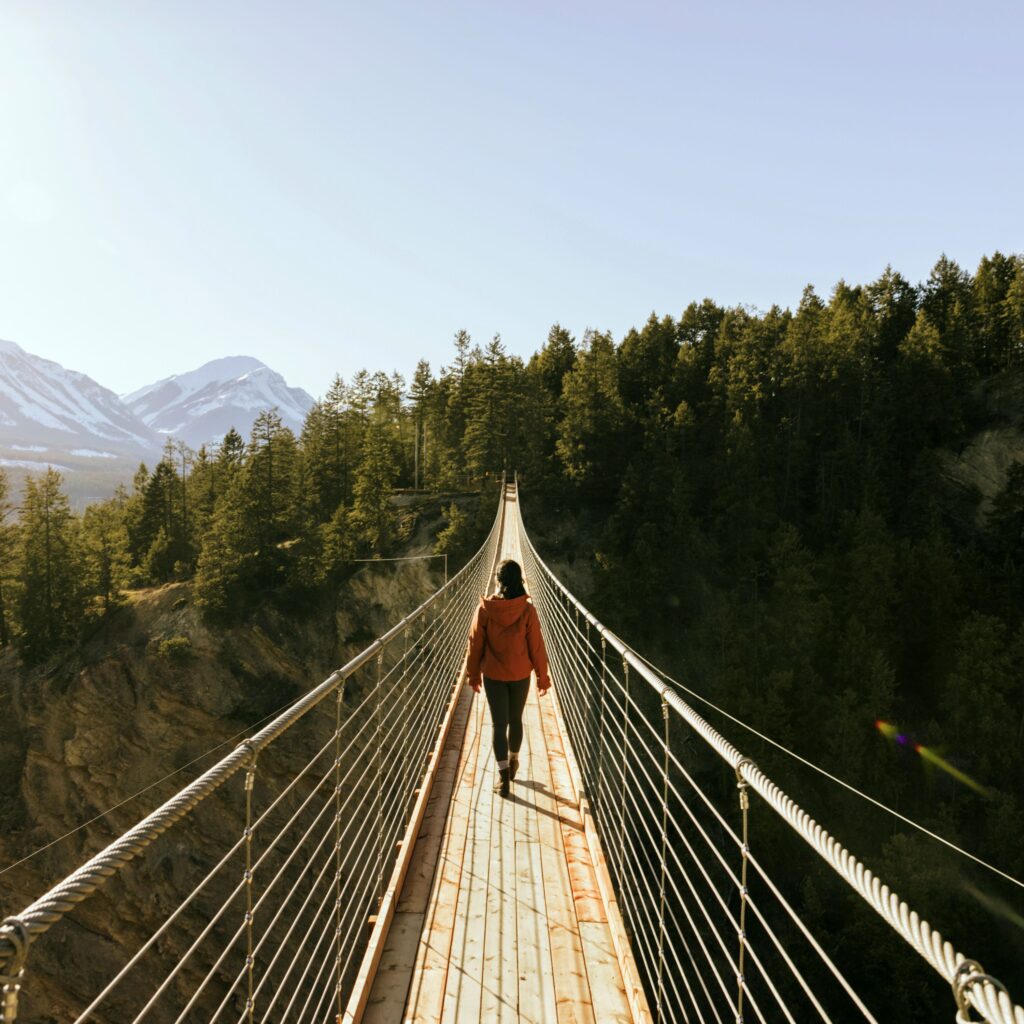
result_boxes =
[1,1,1021,398]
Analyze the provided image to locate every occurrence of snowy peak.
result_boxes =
[122,355,265,414]
[124,356,314,447]
[0,339,159,453]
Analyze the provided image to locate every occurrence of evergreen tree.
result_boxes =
[246,408,299,561]
[409,360,434,490]
[218,427,246,472]
[556,329,627,491]
[81,499,132,612]
[0,469,14,646]
[194,475,253,617]
[16,469,83,659]
[351,379,401,553]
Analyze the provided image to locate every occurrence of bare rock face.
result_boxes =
[0,552,443,1023]
[937,368,1024,524]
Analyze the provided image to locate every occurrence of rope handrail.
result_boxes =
[513,493,1024,1024]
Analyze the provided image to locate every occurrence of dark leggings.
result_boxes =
[483,677,530,762]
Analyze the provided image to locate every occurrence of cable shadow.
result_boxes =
[515,777,578,811]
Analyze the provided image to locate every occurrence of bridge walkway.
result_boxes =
[362,486,637,1024]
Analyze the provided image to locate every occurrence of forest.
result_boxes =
[1,251,1023,1010]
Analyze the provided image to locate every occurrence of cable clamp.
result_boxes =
[951,958,1009,1021]
[734,757,755,787]
[0,919,29,976]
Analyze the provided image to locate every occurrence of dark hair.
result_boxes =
[496,559,526,599]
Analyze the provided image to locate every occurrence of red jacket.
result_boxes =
[463,594,551,690]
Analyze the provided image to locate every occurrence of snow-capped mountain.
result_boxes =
[0,339,159,455]
[124,356,315,448]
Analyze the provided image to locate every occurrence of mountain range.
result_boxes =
[0,339,315,506]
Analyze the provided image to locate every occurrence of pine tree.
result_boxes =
[194,475,254,618]
[246,409,299,561]
[556,329,627,489]
[0,469,14,646]
[351,379,400,553]
[219,427,246,469]
[463,335,513,482]
[409,360,434,490]
[81,499,132,612]
[16,469,83,660]
[320,502,353,581]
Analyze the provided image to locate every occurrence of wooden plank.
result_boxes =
[539,695,607,925]
[517,838,558,1024]
[447,699,497,1022]
[578,922,635,1024]
[547,689,655,1024]
[362,911,423,1023]
[399,685,474,913]
[529,689,596,1024]
[482,767,519,1022]
[516,699,541,844]
[407,694,484,1021]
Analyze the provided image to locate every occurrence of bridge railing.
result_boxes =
[512,493,1023,1024]
[0,486,505,1024]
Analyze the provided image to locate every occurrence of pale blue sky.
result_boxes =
[1,1,1021,398]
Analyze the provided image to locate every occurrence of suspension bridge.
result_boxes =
[0,480,1021,1023]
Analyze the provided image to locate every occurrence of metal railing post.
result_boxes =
[618,658,630,897]
[657,694,670,1021]
[375,652,385,907]
[333,678,347,1016]
[242,746,258,1024]
[596,636,608,822]
[735,757,754,1023]
[403,625,413,826]
[589,614,598,790]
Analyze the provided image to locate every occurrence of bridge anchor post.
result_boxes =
[333,678,347,1019]
[656,693,670,1023]
[734,756,755,1024]
[242,744,259,1024]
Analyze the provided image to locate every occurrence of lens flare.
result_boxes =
[874,720,991,797]
[914,744,991,797]
[875,720,898,740]
[964,882,1024,930]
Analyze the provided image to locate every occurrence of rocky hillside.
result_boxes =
[0,494,477,1022]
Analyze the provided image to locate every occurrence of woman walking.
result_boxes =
[462,558,551,798]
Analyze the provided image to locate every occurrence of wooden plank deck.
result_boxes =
[362,490,637,1024]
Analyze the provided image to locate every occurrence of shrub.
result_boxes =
[157,635,192,663]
